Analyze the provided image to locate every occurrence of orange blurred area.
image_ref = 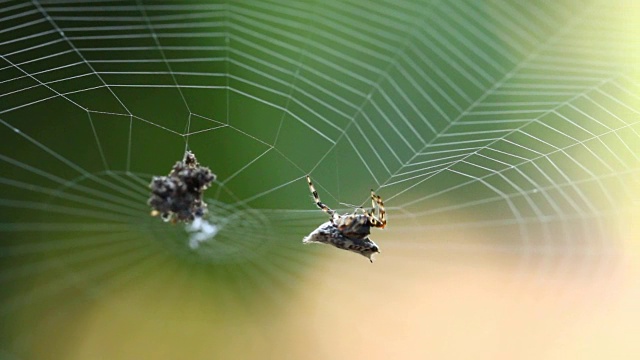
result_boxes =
[23,207,638,360]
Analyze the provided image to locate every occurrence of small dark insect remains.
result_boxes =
[148,151,216,223]
[303,175,386,263]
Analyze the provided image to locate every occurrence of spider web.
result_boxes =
[1,0,640,357]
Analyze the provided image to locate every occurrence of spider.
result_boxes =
[302,175,386,262]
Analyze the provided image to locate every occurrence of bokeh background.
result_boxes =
[1,1,639,359]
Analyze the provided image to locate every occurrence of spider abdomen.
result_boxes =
[303,221,380,263]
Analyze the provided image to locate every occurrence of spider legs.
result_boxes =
[306,175,386,228]
[369,189,387,228]
[307,175,338,221]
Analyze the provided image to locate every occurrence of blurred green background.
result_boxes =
[1,1,639,359]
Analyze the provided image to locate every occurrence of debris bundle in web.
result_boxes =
[148,151,216,223]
